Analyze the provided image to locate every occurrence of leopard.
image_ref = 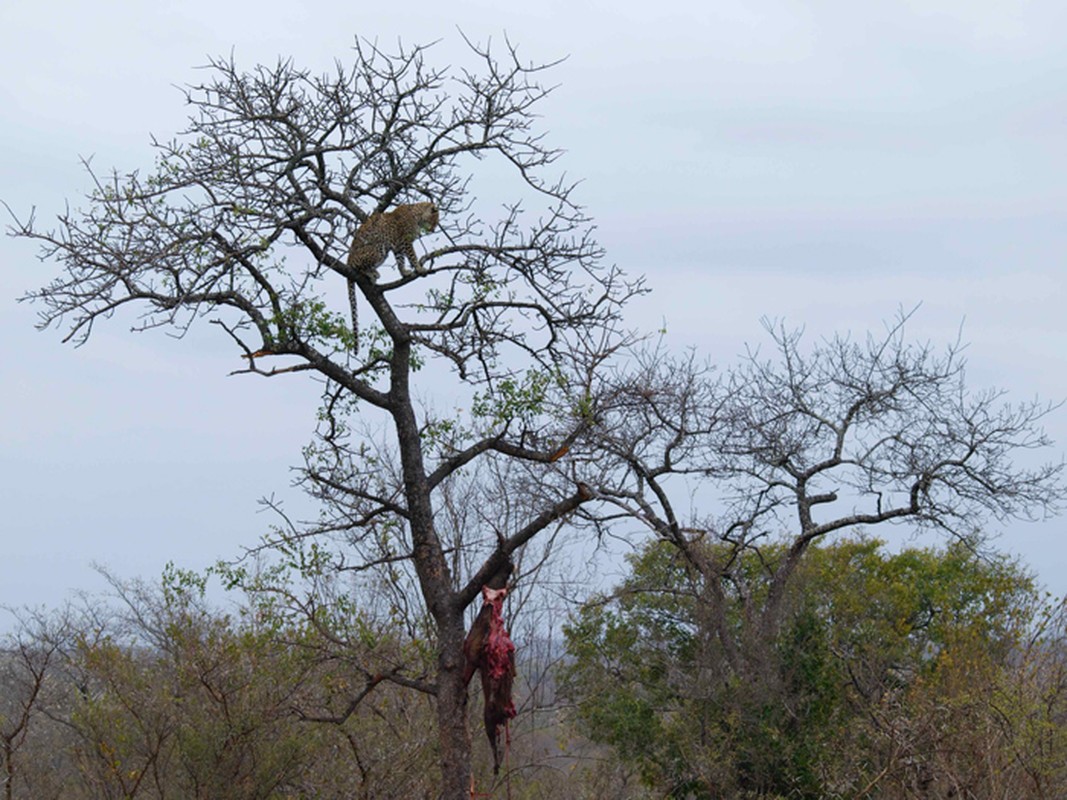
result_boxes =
[345,201,439,351]
[346,201,439,280]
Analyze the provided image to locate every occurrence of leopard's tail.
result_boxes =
[347,278,359,352]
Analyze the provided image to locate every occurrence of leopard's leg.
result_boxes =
[392,245,414,277]
[409,243,429,275]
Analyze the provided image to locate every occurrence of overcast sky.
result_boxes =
[2,0,1065,613]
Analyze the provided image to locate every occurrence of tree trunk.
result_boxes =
[436,616,472,800]
[385,356,474,797]
[4,739,14,800]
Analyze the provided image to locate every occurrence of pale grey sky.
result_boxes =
[2,0,1065,610]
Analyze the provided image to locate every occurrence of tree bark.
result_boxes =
[436,615,472,800]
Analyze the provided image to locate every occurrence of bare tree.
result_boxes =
[585,313,1064,678]
[0,609,72,800]
[10,37,639,798]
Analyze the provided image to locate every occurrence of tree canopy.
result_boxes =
[563,536,1063,797]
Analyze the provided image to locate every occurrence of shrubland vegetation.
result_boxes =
[3,539,1067,798]
[564,537,1067,798]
